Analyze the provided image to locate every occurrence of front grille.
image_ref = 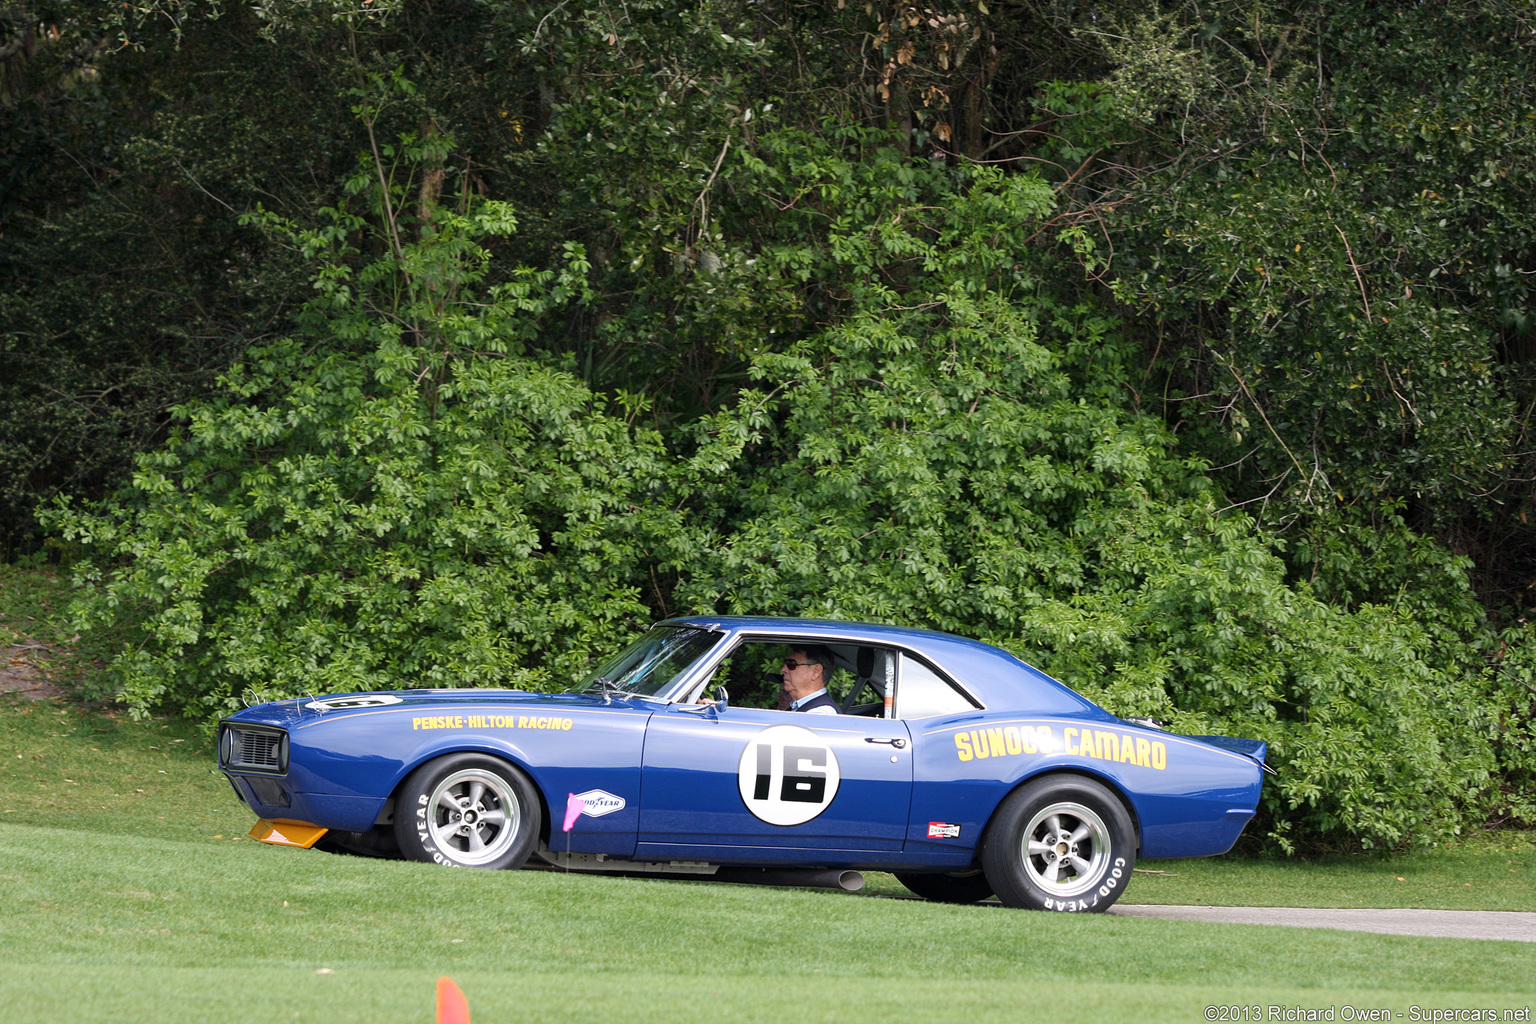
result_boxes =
[221,724,287,775]
[238,731,281,768]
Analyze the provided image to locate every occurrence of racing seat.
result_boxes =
[841,647,889,715]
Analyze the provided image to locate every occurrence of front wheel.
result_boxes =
[394,754,541,869]
[981,775,1136,912]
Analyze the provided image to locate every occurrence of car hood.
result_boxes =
[223,688,658,729]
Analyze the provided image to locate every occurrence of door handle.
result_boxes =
[865,737,906,748]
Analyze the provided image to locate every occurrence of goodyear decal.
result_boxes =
[573,789,626,817]
[1042,856,1130,911]
[954,724,1167,771]
[411,714,574,731]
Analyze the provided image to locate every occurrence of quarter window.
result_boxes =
[895,654,973,719]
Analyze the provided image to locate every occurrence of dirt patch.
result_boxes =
[0,642,67,701]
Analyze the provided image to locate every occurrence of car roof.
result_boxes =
[657,615,1099,716]
[661,614,973,644]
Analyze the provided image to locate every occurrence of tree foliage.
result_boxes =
[9,0,1536,850]
[665,132,1511,851]
[1043,0,1536,608]
[53,124,670,715]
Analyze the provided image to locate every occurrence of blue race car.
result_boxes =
[219,616,1267,912]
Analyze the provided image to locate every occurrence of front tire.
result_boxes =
[394,754,541,869]
[895,870,994,904]
[981,775,1136,912]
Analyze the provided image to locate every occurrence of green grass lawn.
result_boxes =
[0,562,117,696]
[1117,836,1536,912]
[4,821,1533,1024]
[2,564,1533,1022]
[2,693,1534,1023]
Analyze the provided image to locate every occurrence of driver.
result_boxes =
[781,646,839,714]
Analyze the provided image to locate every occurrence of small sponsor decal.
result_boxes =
[574,789,626,817]
[737,724,842,826]
[305,694,403,711]
[927,821,961,839]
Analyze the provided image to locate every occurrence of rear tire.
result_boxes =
[894,870,994,904]
[393,754,541,869]
[981,775,1136,912]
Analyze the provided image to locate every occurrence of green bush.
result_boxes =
[670,142,1511,851]
[1486,626,1536,826]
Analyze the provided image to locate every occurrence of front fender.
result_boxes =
[263,701,655,854]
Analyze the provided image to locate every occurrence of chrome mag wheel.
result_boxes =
[1021,800,1112,897]
[422,767,522,866]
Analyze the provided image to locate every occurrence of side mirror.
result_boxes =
[707,686,729,718]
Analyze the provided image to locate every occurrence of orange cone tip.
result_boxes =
[437,977,470,1024]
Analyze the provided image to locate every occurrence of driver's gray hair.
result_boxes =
[795,644,835,686]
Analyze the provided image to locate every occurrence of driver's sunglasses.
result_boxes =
[782,658,814,671]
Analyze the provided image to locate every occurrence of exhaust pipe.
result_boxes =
[527,846,863,891]
[712,867,865,891]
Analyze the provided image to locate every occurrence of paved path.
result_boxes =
[1109,905,1536,942]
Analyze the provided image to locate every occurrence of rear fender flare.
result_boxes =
[987,766,1143,857]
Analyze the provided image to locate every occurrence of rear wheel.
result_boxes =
[394,754,541,869]
[894,870,993,904]
[981,775,1136,912]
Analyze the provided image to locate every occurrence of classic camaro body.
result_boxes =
[219,616,1267,911]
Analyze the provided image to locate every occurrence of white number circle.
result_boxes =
[737,724,841,826]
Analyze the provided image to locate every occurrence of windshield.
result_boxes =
[571,626,722,698]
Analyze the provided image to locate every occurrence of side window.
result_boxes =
[681,640,973,719]
[895,654,973,719]
[698,641,786,709]
[691,640,855,711]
